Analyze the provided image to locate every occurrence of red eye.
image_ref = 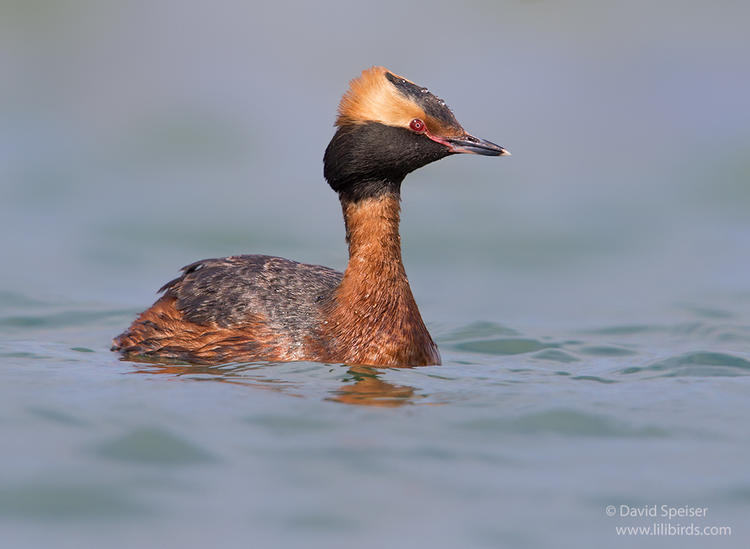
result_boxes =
[409,118,426,133]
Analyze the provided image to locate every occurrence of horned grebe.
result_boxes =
[113,67,509,367]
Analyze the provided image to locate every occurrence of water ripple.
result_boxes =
[0,483,145,519]
[95,427,216,465]
[578,345,636,357]
[0,309,134,330]
[621,351,750,377]
[452,338,557,356]
[531,349,580,363]
[461,410,668,438]
[439,321,519,342]
[582,321,750,344]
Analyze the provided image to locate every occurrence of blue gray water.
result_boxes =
[2,1,749,548]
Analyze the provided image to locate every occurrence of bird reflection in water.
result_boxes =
[325,365,417,407]
[126,360,420,407]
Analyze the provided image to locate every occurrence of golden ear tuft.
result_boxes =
[335,66,426,128]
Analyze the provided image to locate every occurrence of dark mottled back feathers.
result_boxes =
[161,255,342,335]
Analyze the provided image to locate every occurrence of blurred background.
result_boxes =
[1,0,748,323]
[1,1,749,548]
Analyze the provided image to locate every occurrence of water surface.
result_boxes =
[2,1,749,547]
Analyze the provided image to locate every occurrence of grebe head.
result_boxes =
[324,66,509,201]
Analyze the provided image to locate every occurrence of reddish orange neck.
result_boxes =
[342,192,405,276]
[323,193,439,366]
